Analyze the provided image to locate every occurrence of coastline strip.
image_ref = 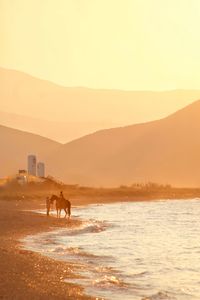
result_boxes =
[0,199,95,300]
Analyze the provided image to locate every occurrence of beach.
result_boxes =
[1,196,200,300]
[0,199,95,300]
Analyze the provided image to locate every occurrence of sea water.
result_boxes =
[22,199,200,300]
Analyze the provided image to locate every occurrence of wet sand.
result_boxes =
[0,199,95,300]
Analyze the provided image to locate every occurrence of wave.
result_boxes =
[58,219,110,236]
[93,275,128,289]
[67,247,102,259]
[142,291,176,300]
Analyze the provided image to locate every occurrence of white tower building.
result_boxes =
[28,155,37,176]
[37,162,45,178]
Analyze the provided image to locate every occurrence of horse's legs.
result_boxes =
[57,209,59,218]
[64,208,68,218]
[68,204,71,218]
[46,207,50,216]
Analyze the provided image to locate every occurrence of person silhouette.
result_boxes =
[46,197,50,216]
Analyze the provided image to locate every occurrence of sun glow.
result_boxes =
[1,0,200,91]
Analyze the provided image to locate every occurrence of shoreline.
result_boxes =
[0,199,95,300]
[1,196,200,299]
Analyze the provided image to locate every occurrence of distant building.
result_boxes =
[28,155,37,176]
[17,170,27,185]
[17,174,28,185]
[37,162,45,178]
[18,169,27,175]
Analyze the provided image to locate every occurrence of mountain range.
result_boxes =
[1,67,200,142]
[46,100,200,187]
[1,98,200,187]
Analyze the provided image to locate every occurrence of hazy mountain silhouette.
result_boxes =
[2,67,200,143]
[46,100,200,187]
[0,124,60,177]
[0,110,119,143]
[2,67,200,186]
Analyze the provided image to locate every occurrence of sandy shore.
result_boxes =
[0,199,95,300]
[1,195,197,300]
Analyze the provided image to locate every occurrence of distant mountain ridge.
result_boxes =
[1,100,200,187]
[45,100,200,187]
[0,110,119,143]
[1,67,200,143]
[1,67,200,186]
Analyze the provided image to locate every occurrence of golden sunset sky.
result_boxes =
[1,0,200,92]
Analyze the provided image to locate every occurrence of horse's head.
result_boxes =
[49,194,58,204]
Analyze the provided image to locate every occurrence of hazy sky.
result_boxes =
[1,0,200,90]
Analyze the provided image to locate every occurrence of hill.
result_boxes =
[0,110,119,144]
[47,100,200,187]
[1,67,200,142]
[0,125,60,178]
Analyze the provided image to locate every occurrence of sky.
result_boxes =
[1,0,200,91]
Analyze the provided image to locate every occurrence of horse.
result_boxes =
[49,194,71,218]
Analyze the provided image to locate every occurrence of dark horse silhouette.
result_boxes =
[50,194,71,218]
